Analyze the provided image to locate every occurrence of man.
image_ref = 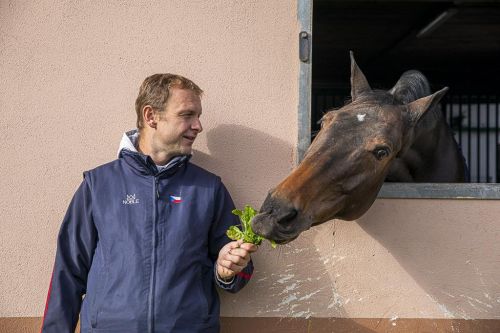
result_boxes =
[41,74,257,332]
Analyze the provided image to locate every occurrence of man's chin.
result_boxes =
[180,146,193,155]
[163,146,192,160]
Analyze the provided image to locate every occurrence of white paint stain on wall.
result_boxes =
[277,274,294,284]
[278,294,298,306]
[460,295,493,310]
[319,254,346,266]
[262,246,348,319]
[327,292,344,309]
[390,315,398,326]
[437,303,456,319]
[299,290,320,301]
[279,283,298,294]
[427,294,458,319]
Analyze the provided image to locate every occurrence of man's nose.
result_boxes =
[192,117,203,133]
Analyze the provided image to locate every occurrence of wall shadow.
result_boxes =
[219,227,375,332]
[192,124,295,207]
[357,199,500,319]
[192,125,375,331]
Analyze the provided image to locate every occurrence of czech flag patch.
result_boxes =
[169,195,182,203]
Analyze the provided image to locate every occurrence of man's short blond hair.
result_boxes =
[135,74,203,129]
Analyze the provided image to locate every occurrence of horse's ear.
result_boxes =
[405,87,449,125]
[350,51,372,101]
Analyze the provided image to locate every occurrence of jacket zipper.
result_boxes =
[148,176,159,333]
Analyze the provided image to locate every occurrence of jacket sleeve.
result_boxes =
[208,179,254,293]
[41,177,97,333]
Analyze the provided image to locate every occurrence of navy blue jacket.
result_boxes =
[41,148,253,333]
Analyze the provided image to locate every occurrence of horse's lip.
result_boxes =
[265,231,300,243]
[273,235,299,244]
[253,213,310,243]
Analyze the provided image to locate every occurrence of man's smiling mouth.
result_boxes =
[183,135,196,142]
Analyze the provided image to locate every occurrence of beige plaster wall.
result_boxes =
[221,199,500,320]
[0,0,298,317]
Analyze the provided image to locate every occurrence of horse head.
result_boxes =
[252,52,448,243]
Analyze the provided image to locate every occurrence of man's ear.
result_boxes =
[143,105,157,129]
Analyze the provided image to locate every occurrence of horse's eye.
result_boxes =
[373,147,390,160]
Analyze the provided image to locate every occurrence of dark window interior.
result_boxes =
[312,1,500,182]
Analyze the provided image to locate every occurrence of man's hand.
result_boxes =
[216,240,258,281]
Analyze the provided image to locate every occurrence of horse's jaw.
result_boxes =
[251,211,312,243]
[251,192,347,243]
[252,185,384,243]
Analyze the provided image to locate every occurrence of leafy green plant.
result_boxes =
[226,205,277,248]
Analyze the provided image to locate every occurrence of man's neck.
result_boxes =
[137,131,175,166]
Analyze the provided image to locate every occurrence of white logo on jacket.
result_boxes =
[123,194,139,205]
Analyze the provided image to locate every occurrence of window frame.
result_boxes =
[297,0,500,200]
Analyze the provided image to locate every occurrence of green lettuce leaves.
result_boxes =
[226,205,277,248]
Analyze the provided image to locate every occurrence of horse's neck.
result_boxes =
[412,106,445,154]
[388,108,466,182]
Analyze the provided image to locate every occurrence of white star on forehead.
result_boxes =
[357,113,366,122]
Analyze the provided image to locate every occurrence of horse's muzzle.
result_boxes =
[252,193,310,242]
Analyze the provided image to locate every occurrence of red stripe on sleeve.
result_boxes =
[236,271,252,280]
[40,267,54,333]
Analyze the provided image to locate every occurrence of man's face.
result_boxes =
[153,87,203,158]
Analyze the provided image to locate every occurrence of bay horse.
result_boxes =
[252,52,467,243]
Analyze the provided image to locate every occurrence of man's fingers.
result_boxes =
[240,243,258,252]
[223,240,243,253]
[224,241,257,254]
[217,262,234,274]
[228,248,250,259]
[225,252,250,266]
[218,259,244,273]
[217,240,254,275]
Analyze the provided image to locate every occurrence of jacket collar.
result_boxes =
[118,129,191,177]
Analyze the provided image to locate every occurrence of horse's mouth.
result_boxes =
[252,211,311,243]
[273,236,299,245]
[267,230,301,244]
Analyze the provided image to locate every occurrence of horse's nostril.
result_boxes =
[276,208,298,225]
[285,208,298,219]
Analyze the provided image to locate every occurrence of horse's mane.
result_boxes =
[389,70,431,104]
[317,70,442,134]
[338,70,433,107]
[389,70,443,128]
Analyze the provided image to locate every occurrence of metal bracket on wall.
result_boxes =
[299,31,310,63]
